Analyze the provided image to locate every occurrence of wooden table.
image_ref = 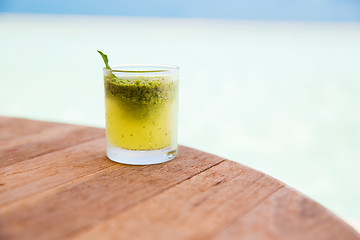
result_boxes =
[0,117,359,240]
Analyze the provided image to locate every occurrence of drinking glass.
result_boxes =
[103,64,179,165]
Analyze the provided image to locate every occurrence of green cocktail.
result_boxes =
[99,51,179,165]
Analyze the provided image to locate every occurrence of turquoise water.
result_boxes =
[2,0,360,21]
[0,14,359,229]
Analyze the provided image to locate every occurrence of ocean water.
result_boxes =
[1,0,360,21]
[0,14,359,229]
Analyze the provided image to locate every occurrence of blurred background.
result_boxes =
[0,0,359,231]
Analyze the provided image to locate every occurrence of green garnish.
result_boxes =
[104,75,177,105]
[97,50,111,69]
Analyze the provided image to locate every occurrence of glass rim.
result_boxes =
[103,64,179,73]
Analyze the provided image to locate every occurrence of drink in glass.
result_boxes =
[103,64,179,165]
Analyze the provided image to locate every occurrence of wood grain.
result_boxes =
[0,117,56,141]
[0,116,359,240]
[212,187,360,240]
[71,161,283,240]
[0,123,105,168]
[0,138,114,209]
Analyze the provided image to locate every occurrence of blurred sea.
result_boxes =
[1,0,360,21]
[1,0,360,231]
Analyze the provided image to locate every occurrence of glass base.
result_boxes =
[106,143,177,165]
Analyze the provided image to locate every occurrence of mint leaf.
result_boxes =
[97,50,111,69]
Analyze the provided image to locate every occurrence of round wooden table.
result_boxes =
[0,117,359,240]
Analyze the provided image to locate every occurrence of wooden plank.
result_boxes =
[0,117,57,141]
[212,187,360,240]
[70,161,284,240]
[0,138,115,209]
[0,146,225,240]
[1,117,359,240]
[0,124,105,168]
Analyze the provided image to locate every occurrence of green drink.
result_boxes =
[99,51,179,165]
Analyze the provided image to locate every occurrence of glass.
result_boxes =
[103,64,179,165]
